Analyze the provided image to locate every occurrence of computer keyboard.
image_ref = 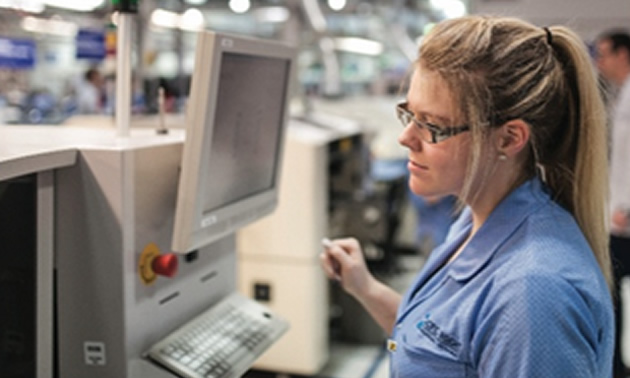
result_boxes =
[147,292,289,378]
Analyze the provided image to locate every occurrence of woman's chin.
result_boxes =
[408,180,431,197]
[408,179,450,199]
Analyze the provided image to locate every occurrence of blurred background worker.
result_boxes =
[76,67,106,114]
[595,29,630,378]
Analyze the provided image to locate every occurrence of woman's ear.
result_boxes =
[495,119,530,158]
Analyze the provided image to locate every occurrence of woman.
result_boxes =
[321,15,614,377]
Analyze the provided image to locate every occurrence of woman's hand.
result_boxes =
[320,237,376,300]
[320,237,401,333]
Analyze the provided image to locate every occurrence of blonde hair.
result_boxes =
[418,15,612,287]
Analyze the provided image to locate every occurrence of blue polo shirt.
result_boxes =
[390,179,614,377]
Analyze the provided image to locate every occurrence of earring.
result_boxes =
[498,154,507,161]
[536,162,547,183]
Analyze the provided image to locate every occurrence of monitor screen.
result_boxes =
[202,53,288,213]
[172,31,295,253]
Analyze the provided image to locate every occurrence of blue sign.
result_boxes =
[0,37,36,69]
[76,29,106,60]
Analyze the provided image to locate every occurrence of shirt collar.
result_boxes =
[447,178,550,281]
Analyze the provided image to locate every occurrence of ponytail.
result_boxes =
[547,26,612,288]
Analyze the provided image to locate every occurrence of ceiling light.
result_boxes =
[151,9,180,29]
[254,6,290,23]
[335,37,383,56]
[328,0,346,11]
[44,0,105,12]
[151,8,205,32]
[429,0,466,19]
[0,0,45,13]
[229,0,250,14]
[180,8,204,31]
[21,16,78,37]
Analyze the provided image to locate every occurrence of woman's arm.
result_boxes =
[320,237,401,334]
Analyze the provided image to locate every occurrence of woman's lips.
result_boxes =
[407,160,428,173]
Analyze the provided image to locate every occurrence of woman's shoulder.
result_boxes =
[480,223,611,322]
[489,199,608,298]
[517,199,591,257]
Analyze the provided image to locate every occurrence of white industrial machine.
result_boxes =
[238,113,367,375]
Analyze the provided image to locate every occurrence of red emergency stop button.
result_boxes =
[152,253,178,278]
[139,243,179,285]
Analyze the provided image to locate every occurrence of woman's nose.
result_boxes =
[398,123,421,150]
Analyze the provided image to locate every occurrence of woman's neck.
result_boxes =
[447,181,515,264]
[467,172,529,239]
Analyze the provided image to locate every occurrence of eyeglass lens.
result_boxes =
[398,106,435,143]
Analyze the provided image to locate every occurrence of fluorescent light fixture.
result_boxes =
[151,9,180,29]
[1,0,104,12]
[44,0,105,11]
[21,15,78,37]
[228,0,250,14]
[429,0,466,19]
[0,0,45,13]
[328,0,346,11]
[150,8,204,32]
[180,8,204,32]
[254,6,290,23]
[334,37,383,56]
[184,0,206,4]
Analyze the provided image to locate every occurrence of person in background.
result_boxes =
[596,29,630,378]
[76,67,106,114]
[321,15,613,377]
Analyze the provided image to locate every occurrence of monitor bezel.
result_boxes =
[171,30,295,253]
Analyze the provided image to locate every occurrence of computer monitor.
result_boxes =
[171,31,295,253]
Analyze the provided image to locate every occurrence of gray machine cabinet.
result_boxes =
[55,142,236,377]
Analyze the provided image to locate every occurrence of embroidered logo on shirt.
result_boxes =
[417,314,461,356]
